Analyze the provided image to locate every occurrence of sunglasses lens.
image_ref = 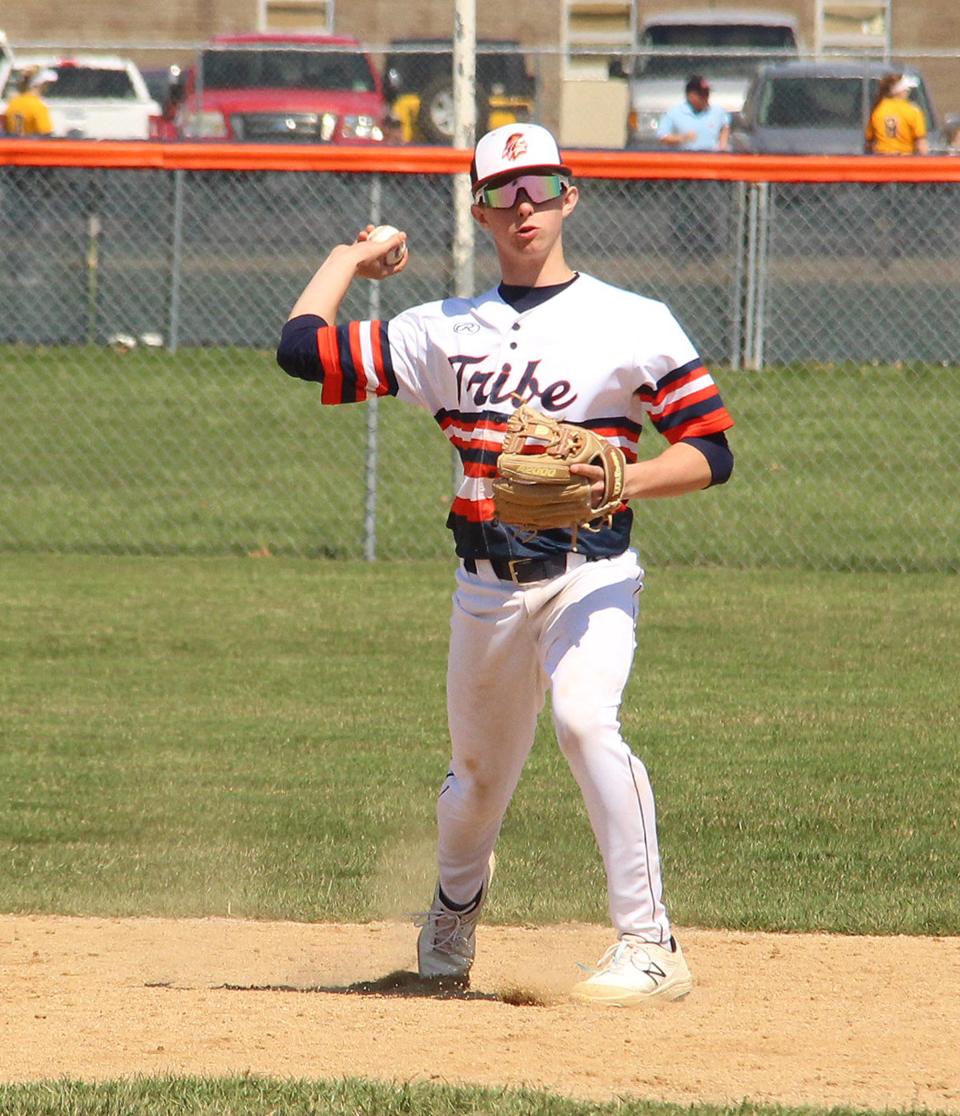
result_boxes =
[479,174,567,208]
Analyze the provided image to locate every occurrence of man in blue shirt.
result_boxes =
[657,75,730,152]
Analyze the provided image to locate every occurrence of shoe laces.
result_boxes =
[596,939,632,971]
[412,906,472,956]
[589,936,663,975]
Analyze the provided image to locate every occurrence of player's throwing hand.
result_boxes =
[354,224,408,280]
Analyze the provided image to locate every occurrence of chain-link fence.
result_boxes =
[1,157,959,570]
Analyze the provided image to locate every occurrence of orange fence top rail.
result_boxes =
[2,139,960,183]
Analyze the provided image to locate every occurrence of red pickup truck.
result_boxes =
[153,33,387,143]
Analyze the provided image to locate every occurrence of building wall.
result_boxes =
[6,0,959,49]
[0,0,560,46]
[3,1,958,118]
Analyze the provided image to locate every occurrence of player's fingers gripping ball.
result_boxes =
[492,404,627,533]
[367,224,408,267]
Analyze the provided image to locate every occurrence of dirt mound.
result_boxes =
[2,915,958,1111]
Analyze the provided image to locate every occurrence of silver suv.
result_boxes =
[621,9,799,149]
[730,60,944,154]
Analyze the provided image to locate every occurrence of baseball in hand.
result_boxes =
[368,224,407,266]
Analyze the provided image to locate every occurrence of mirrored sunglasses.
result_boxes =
[475,173,569,209]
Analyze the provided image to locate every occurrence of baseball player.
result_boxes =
[277,122,734,1005]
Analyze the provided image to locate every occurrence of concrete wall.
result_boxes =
[3,1,958,122]
[6,0,958,50]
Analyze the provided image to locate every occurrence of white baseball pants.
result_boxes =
[437,549,672,944]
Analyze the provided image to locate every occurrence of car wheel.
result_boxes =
[417,73,490,143]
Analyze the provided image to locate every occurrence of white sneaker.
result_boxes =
[414,854,495,985]
[571,935,693,1005]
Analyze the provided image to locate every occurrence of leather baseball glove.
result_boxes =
[492,404,627,534]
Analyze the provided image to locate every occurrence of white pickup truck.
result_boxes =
[618,9,800,149]
[0,53,160,139]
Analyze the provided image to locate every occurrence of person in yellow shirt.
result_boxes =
[865,73,928,155]
[3,66,57,137]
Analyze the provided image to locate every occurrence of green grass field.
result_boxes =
[3,345,959,570]
[0,1077,939,1116]
[3,555,957,933]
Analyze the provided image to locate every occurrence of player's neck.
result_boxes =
[497,244,575,288]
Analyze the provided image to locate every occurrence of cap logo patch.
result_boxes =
[502,133,528,162]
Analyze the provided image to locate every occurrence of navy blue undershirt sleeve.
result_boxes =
[681,431,734,486]
[277,313,329,381]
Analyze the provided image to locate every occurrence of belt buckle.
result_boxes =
[506,558,525,583]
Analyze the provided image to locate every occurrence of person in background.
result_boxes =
[3,66,57,137]
[865,74,928,155]
[657,76,730,257]
[381,110,406,145]
[657,75,729,152]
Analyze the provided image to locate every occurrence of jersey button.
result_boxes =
[511,322,521,331]
[510,342,517,349]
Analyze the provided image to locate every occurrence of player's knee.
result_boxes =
[444,763,505,818]
[552,695,616,757]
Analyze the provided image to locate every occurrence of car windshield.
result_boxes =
[758,77,864,126]
[756,76,932,129]
[202,48,375,92]
[4,66,137,99]
[636,25,796,79]
[386,44,529,87]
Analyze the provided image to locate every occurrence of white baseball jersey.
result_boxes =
[283,272,733,560]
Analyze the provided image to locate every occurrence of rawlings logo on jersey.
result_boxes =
[502,132,528,162]
[449,354,576,411]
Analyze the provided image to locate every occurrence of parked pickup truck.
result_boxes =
[0,53,160,139]
[615,8,800,149]
[155,33,387,143]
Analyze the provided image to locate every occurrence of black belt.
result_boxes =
[463,554,573,584]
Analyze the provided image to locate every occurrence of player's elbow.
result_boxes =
[277,315,327,382]
[682,433,734,487]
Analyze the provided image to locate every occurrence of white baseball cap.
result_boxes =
[31,67,58,89]
[889,75,917,96]
[471,123,571,192]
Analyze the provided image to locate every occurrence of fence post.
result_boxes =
[85,211,101,346]
[363,174,382,561]
[729,180,748,370]
[168,168,185,354]
[742,184,759,370]
[742,182,771,371]
[753,182,771,370]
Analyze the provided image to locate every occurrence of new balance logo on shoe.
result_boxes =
[571,934,693,1006]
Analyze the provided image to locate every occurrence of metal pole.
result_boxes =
[168,168,185,354]
[754,182,770,370]
[363,175,382,561]
[743,183,759,371]
[729,181,747,370]
[451,0,476,492]
[85,210,101,346]
[451,0,476,300]
[196,46,204,120]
